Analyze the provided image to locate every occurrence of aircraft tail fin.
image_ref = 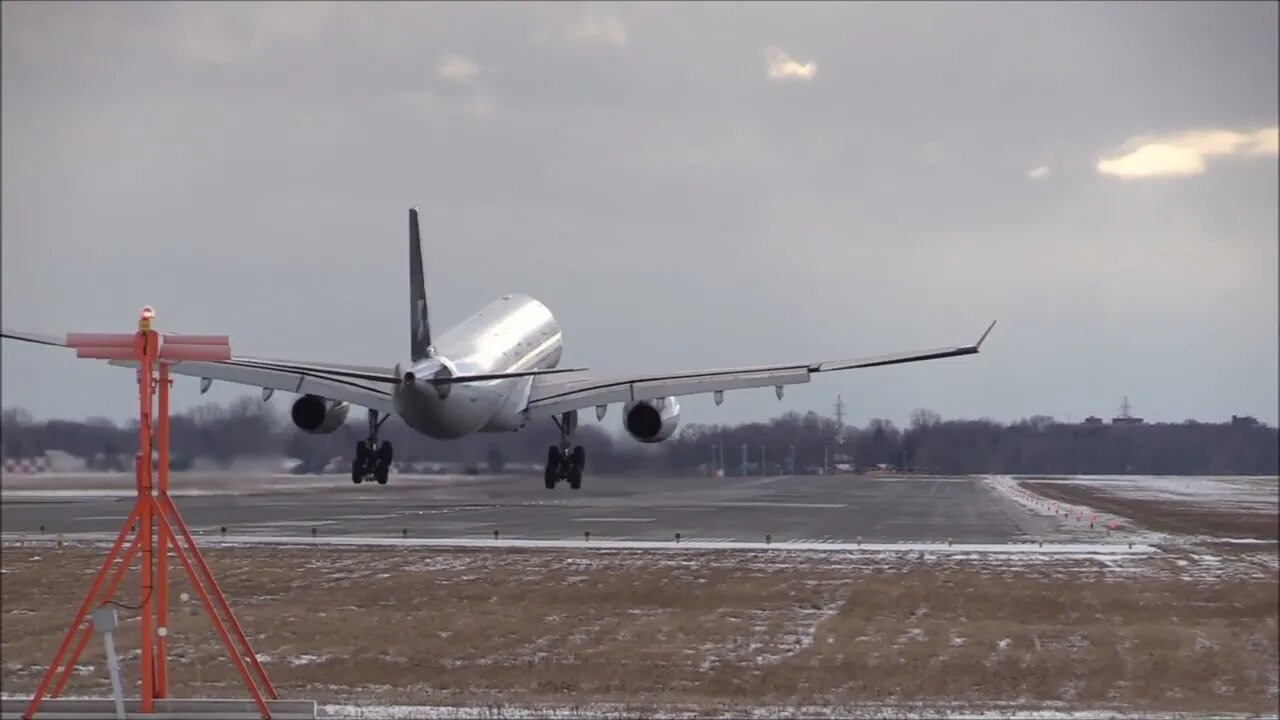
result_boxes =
[409,208,432,362]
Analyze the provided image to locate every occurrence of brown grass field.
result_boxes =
[1,542,1277,715]
[1017,479,1280,542]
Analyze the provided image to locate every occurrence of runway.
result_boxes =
[0,472,1102,544]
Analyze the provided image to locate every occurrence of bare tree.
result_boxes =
[2,398,1276,476]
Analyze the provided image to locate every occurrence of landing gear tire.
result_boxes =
[353,410,392,485]
[352,441,369,484]
[544,446,560,489]
[543,411,587,490]
[374,441,393,485]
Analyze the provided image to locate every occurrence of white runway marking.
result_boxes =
[0,489,224,500]
[1,490,135,500]
[255,520,340,527]
[2,532,1160,557]
[712,502,847,509]
[571,517,656,523]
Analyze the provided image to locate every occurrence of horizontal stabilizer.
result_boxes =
[431,368,589,385]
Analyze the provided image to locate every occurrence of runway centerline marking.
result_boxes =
[571,517,657,523]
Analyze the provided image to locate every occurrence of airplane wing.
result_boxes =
[2,328,589,415]
[2,328,397,413]
[524,321,997,420]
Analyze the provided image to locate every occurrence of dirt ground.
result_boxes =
[1018,480,1280,541]
[2,544,1277,715]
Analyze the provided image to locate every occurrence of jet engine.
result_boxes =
[290,394,351,434]
[622,396,681,443]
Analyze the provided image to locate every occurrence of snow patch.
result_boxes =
[1018,475,1278,512]
[289,654,330,666]
[894,628,927,647]
[308,702,1280,719]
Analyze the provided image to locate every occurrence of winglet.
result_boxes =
[975,320,997,350]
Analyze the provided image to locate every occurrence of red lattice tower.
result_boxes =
[23,306,278,720]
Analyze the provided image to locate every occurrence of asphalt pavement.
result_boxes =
[1,471,1074,544]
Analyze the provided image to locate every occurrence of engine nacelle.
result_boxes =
[290,394,351,434]
[622,396,681,443]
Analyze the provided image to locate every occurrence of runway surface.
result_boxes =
[0,472,1102,544]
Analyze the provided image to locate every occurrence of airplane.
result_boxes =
[2,208,996,489]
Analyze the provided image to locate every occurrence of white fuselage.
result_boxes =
[392,294,563,439]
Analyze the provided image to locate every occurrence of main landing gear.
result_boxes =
[353,409,393,485]
[545,410,585,490]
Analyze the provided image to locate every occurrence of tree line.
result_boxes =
[2,401,1276,476]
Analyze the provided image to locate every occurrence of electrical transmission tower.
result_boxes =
[833,394,846,430]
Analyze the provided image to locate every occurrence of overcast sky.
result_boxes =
[3,1,1277,432]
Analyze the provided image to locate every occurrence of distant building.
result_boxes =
[1082,416,1104,426]
[3,455,51,474]
[1231,415,1260,428]
[1111,396,1145,425]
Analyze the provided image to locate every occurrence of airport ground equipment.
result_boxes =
[20,308,304,720]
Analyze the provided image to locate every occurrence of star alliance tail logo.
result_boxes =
[415,298,427,344]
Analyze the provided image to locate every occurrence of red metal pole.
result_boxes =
[29,314,270,719]
[155,363,171,699]
[161,495,279,700]
[135,329,156,713]
[51,534,143,698]
[153,505,273,720]
[21,505,141,720]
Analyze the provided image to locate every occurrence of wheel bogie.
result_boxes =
[353,432,393,486]
[543,443,586,490]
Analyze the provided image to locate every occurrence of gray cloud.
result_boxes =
[2,1,1277,430]
[564,8,629,48]
[437,53,482,85]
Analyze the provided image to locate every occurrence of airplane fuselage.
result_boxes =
[392,293,563,439]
